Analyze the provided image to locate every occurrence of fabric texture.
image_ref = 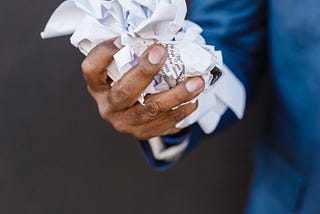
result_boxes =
[140,0,320,213]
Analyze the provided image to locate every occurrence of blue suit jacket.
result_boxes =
[141,0,320,213]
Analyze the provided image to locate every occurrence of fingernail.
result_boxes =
[185,77,204,93]
[113,37,124,49]
[148,45,166,65]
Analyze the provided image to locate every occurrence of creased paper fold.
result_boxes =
[41,0,245,134]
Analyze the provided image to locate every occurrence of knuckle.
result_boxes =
[108,86,130,106]
[97,99,114,121]
[135,63,153,78]
[81,59,95,77]
[172,90,185,104]
[98,105,111,121]
[143,99,163,118]
[132,109,149,124]
[129,108,143,123]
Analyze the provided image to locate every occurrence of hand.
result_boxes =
[81,38,204,140]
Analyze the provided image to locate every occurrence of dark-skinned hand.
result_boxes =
[81,38,204,140]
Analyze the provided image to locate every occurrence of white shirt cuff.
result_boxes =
[147,137,189,162]
[149,64,246,161]
[176,64,246,134]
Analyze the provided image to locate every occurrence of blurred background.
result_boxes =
[0,1,269,213]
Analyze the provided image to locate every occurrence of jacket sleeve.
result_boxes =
[189,0,267,93]
[139,0,267,170]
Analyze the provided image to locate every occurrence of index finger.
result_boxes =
[81,38,120,94]
[107,44,167,110]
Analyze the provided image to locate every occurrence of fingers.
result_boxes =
[145,77,204,112]
[81,39,202,140]
[106,100,198,140]
[123,77,204,124]
[81,38,120,94]
[131,102,198,140]
[160,101,198,128]
[108,44,167,110]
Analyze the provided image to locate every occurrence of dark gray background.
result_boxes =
[0,1,268,213]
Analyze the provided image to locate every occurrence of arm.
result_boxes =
[190,0,267,94]
[140,0,267,169]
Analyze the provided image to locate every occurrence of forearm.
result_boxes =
[140,0,267,169]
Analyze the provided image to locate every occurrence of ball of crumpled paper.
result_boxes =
[41,0,223,103]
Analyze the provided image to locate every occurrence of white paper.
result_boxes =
[41,0,246,135]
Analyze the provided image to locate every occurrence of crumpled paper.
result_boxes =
[41,0,223,103]
[41,0,236,134]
